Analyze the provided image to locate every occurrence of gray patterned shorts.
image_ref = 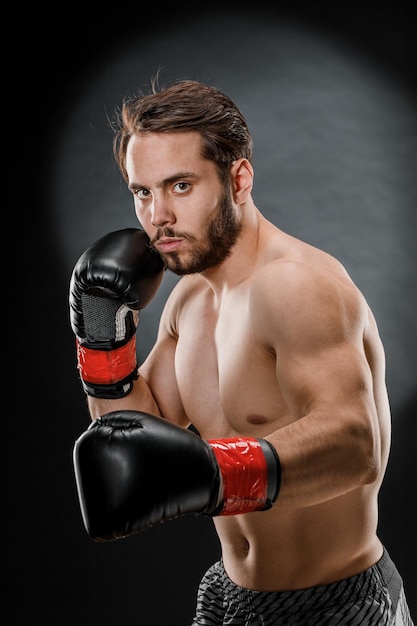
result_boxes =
[191,549,413,625]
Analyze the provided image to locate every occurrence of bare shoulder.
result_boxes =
[250,243,369,347]
[159,274,208,336]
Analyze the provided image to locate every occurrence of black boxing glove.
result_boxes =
[69,229,164,399]
[73,411,281,541]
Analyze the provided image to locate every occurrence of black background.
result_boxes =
[15,2,416,624]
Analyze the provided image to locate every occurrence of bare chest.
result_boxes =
[174,295,287,438]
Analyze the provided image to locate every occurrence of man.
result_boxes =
[70,79,413,624]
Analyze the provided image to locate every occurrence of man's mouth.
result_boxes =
[154,237,184,254]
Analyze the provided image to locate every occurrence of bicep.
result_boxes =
[254,264,376,420]
[276,339,375,421]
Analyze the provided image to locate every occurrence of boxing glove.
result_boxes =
[69,229,164,398]
[73,411,281,541]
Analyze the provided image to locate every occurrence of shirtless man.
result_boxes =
[70,79,413,624]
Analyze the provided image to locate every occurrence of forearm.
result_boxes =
[265,408,379,508]
[87,376,161,421]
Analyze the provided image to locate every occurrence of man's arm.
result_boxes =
[253,259,382,507]
[69,227,193,427]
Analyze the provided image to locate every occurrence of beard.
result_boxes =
[151,189,242,275]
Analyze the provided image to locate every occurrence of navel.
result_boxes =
[237,535,250,555]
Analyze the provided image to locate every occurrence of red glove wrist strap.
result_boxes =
[208,438,268,515]
[76,336,137,384]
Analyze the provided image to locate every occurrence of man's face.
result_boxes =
[125,131,242,275]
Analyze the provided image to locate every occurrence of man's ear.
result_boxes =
[230,158,254,203]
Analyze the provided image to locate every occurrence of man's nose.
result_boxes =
[150,196,175,227]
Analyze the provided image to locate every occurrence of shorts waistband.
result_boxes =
[217,548,401,607]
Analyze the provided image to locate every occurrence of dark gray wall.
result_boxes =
[16,3,416,624]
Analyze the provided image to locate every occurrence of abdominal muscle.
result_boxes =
[213,485,383,592]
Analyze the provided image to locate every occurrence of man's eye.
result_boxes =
[135,188,150,199]
[174,182,190,193]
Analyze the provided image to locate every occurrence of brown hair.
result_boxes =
[112,78,253,182]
